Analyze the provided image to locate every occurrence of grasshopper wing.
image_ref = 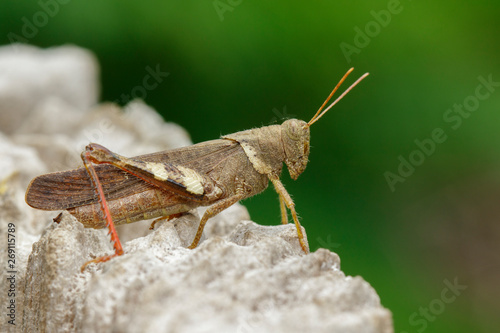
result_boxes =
[26,139,242,210]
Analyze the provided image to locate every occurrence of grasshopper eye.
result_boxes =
[283,119,304,141]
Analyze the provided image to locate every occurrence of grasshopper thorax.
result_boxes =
[281,119,310,180]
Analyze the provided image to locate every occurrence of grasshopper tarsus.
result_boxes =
[26,68,369,269]
[80,251,123,272]
[53,212,63,224]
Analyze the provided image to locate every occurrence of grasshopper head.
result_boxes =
[282,119,310,180]
[281,68,370,180]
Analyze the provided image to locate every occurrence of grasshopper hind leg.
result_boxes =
[80,148,124,272]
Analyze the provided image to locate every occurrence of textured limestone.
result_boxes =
[20,213,392,333]
[0,44,393,333]
[0,44,99,135]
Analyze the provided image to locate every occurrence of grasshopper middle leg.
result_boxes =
[187,191,246,249]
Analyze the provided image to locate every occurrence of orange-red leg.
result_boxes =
[80,149,124,272]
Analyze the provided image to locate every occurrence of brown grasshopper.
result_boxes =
[25,68,368,270]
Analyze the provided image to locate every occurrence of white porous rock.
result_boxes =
[0,44,393,333]
[0,44,99,135]
[20,213,392,333]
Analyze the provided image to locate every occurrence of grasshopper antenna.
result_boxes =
[307,68,369,127]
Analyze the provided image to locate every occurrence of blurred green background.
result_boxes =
[1,1,499,331]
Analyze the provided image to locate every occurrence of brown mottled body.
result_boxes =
[27,138,270,228]
[68,188,194,229]
[25,68,369,270]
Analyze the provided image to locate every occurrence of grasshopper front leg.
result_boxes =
[269,176,309,254]
[279,195,288,225]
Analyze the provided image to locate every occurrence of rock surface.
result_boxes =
[0,44,393,333]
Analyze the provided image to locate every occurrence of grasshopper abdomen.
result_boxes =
[67,188,197,229]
